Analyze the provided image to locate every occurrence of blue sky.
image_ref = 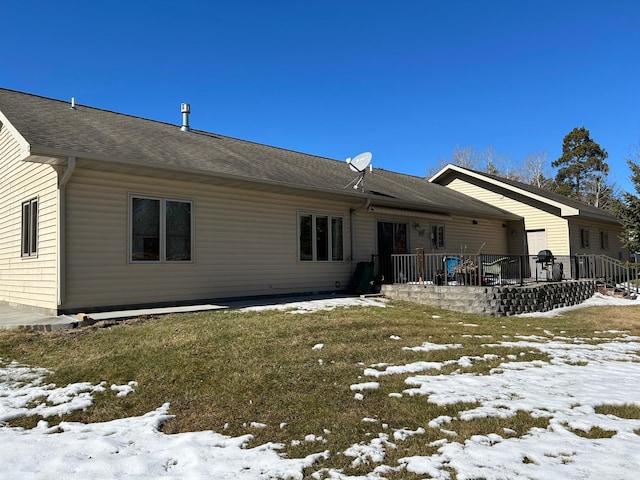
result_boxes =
[4,1,639,192]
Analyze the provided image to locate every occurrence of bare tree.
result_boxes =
[452,145,482,169]
[583,169,618,209]
[480,145,512,177]
[426,146,554,193]
[518,151,553,188]
[425,145,482,177]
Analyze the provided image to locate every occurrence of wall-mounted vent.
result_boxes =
[180,103,190,132]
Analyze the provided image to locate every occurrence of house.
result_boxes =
[0,88,520,315]
[429,164,626,265]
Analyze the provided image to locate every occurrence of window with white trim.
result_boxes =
[299,213,343,262]
[130,195,193,262]
[21,197,38,257]
[431,224,445,249]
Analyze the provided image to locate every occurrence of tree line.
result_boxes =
[431,126,640,253]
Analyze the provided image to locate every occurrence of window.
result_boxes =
[299,213,343,262]
[431,224,445,249]
[165,200,192,261]
[580,228,590,249]
[130,196,192,262]
[21,197,38,257]
[331,217,344,261]
[600,230,609,250]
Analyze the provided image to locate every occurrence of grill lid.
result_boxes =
[537,249,554,262]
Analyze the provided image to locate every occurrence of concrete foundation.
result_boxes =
[381,280,596,316]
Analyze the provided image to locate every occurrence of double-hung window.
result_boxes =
[299,213,343,262]
[580,228,590,249]
[21,197,38,257]
[600,230,609,250]
[431,224,445,249]
[130,195,193,262]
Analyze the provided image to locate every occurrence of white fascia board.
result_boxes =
[0,110,31,161]
[428,163,457,183]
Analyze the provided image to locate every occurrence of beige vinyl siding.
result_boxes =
[568,217,625,259]
[406,215,507,255]
[352,209,508,258]
[444,178,570,255]
[439,215,508,255]
[63,168,354,311]
[352,212,375,263]
[0,126,59,311]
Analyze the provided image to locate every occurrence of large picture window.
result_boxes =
[299,213,343,262]
[21,197,38,257]
[130,195,192,262]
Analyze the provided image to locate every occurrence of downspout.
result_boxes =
[350,198,370,264]
[57,156,76,308]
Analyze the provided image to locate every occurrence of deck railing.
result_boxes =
[388,253,528,286]
[383,252,640,292]
[574,254,640,294]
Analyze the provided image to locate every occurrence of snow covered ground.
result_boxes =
[1,294,639,479]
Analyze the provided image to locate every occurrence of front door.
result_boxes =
[377,221,408,283]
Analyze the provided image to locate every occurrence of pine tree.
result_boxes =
[552,127,611,206]
[617,158,640,254]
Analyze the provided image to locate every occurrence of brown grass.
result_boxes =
[594,403,640,419]
[1,299,639,477]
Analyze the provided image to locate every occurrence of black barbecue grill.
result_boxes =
[536,249,555,267]
[535,249,563,281]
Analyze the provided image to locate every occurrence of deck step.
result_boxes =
[597,284,636,299]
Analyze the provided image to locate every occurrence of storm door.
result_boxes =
[377,221,408,283]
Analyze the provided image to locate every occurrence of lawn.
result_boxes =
[1,298,640,479]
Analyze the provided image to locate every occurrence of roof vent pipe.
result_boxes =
[70,97,76,110]
[180,103,190,132]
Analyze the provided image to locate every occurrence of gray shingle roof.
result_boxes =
[0,88,516,219]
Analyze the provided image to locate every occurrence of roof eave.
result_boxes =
[562,210,621,224]
[24,149,518,221]
[0,110,31,160]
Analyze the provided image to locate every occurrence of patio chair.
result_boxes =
[482,257,511,285]
[445,256,462,282]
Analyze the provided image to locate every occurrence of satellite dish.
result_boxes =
[346,152,372,172]
[344,151,373,191]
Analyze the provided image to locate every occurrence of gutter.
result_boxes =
[350,198,371,263]
[57,156,76,307]
[27,148,518,223]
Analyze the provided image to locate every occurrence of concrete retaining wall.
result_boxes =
[381,280,596,316]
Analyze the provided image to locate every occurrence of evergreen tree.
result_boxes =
[617,158,640,254]
[552,127,611,206]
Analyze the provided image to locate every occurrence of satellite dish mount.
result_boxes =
[345,152,372,192]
